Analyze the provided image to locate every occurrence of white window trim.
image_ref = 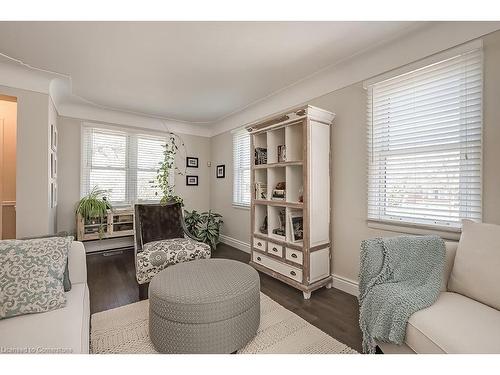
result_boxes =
[363,39,483,88]
[232,127,251,208]
[80,122,169,206]
[365,41,483,235]
[366,220,461,241]
[232,203,251,210]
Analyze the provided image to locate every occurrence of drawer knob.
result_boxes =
[257,242,262,246]
[291,253,298,258]
[257,257,261,261]
[272,247,278,252]
[290,271,296,276]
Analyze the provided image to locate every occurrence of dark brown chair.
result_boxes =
[134,202,211,299]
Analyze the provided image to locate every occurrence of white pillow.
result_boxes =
[0,237,72,319]
[448,220,500,310]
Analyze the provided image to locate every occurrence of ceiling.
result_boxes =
[0,21,424,123]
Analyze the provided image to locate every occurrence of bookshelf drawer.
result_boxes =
[253,237,267,251]
[285,248,303,265]
[267,241,283,257]
[252,252,302,283]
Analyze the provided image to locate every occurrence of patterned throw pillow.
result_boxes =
[0,236,73,319]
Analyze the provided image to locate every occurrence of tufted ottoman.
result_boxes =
[149,258,260,353]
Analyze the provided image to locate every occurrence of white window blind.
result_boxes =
[136,136,165,201]
[81,125,167,205]
[367,48,482,230]
[232,129,251,207]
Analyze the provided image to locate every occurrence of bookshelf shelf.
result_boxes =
[252,161,303,169]
[248,105,335,299]
[254,200,303,209]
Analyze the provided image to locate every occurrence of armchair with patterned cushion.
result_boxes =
[134,202,211,299]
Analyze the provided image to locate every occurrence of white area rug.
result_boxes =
[91,292,357,354]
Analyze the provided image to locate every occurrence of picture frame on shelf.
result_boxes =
[288,209,303,243]
[186,175,198,186]
[186,157,199,168]
[216,164,225,178]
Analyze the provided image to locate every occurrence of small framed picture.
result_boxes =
[216,165,225,178]
[186,175,198,186]
[50,182,58,208]
[50,123,57,151]
[186,157,199,168]
[50,152,57,179]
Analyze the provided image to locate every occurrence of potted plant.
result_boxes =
[184,209,202,236]
[184,209,223,251]
[75,187,112,239]
[152,134,185,205]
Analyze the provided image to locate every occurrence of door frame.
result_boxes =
[0,118,4,238]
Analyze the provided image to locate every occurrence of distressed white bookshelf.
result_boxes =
[246,105,335,299]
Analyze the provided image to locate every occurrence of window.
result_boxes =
[367,47,482,230]
[232,128,251,207]
[81,125,167,205]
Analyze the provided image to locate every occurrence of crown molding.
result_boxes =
[2,21,499,139]
[0,61,212,137]
[0,59,54,94]
[209,21,500,137]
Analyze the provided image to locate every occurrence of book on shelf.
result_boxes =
[277,144,287,163]
[255,182,268,200]
[271,189,286,200]
[254,147,267,165]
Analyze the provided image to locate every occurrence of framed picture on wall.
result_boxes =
[50,123,57,151]
[186,175,198,186]
[216,164,225,178]
[186,157,199,168]
[50,182,57,208]
[50,152,57,179]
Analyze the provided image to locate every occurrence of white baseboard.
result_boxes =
[219,235,250,253]
[218,235,359,296]
[332,274,359,297]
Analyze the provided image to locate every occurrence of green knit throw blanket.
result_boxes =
[358,235,445,353]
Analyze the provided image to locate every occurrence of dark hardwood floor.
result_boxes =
[86,243,363,352]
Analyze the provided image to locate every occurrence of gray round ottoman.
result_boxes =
[149,258,260,353]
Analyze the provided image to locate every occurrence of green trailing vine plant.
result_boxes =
[75,186,112,239]
[151,133,186,205]
[184,209,223,250]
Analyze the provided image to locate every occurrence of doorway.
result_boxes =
[0,94,17,239]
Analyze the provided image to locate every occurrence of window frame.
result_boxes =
[232,128,251,209]
[365,41,483,238]
[80,123,168,206]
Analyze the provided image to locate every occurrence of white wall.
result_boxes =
[210,132,251,246]
[56,117,81,234]
[211,22,500,136]
[210,30,500,291]
[48,97,58,234]
[0,85,51,238]
[56,117,211,234]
